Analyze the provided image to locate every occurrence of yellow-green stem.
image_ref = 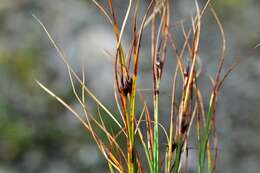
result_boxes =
[153,81,160,173]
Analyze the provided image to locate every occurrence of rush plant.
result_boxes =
[35,0,236,172]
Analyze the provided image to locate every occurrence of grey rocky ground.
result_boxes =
[0,0,259,172]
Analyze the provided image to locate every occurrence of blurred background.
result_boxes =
[0,0,259,173]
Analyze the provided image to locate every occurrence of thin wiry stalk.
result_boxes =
[91,0,113,25]
[173,1,202,171]
[167,67,178,173]
[199,4,227,173]
[37,80,124,172]
[152,16,163,173]
[32,14,123,130]
[68,68,128,166]
[117,0,133,49]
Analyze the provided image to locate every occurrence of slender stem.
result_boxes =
[173,137,184,173]
[199,94,215,173]
[153,82,160,173]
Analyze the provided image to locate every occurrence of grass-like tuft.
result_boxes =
[35,0,237,172]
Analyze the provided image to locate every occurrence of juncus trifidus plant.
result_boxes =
[36,0,236,172]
